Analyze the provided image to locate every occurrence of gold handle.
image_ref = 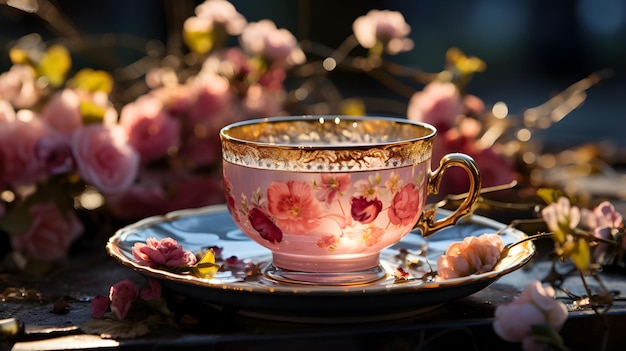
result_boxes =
[416,153,481,237]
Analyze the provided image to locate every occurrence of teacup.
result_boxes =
[220,115,481,285]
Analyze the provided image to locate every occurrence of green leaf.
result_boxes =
[536,188,568,205]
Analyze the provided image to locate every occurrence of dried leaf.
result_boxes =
[80,319,151,339]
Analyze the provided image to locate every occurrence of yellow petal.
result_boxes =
[70,68,113,94]
[194,249,219,279]
[569,238,590,273]
[38,45,72,87]
[183,30,214,55]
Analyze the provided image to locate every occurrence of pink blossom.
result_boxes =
[582,201,624,259]
[0,117,50,186]
[132,237,197,267]
[140,279,162,301]
[40,89,82,135]
[239,84,285,119]
[119,95,181,164]
[248,207,282,243]
[267,180,324,234]
[541,197,581,243]
[90,295,109,318]
[0,100,16,122]
[493,281,568,351]
[109,279,138,320]
[194,0,247,35]
[350,196,383,224]
[352,10,413,55]
[10,202,84,261]
[0,64,41,108]
[388,183,421,226]
[315,173,351,205]
[407,81,463,133]
[436,233,504,279]
[239,20,305,67]
[71,125,139,195]
[36,133,74,175]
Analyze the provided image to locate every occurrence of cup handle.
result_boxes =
[415,153,481,237]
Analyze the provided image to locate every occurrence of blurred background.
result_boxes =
[1,0,624,153]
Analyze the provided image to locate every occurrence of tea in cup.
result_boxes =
[220,116,481,285]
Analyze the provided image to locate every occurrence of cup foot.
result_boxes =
[263,263,387,286]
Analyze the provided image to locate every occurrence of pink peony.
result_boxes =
[71,125,139,195]
[40,89,82,135]
[388,183,421,226]
[132,237,197,267]
[10,202,84,261]
[90,295,110,318]
[436,233,504,280]
[119,95,181,164]
[109,279,138,320]
[493,281,568,351]
[352,9,413,55]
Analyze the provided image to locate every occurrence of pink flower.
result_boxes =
[350,196,383,224]
[582,201,624,260]
[40,89,82,135]
[0,64,41,108]
[541,197,581,243]
[239,20,305,67]
[119,95,181,164]
[71,125,139,195]
[109,279,138,320]
[140,279,162,301]
[315,173,351,205]
[0,117,50,186]
[0,100,16,122]
[388,183,421,226]
[248,207,282,243]
[436,233,504,280]
[132,237,197,267]
[493,281,568,351]
[407,81,463,133]
[10,202,84,261]
[267,180,324,234]
[194,0,247,36]
[352,10,413,55]
[36,133,74,175]
[90,295,110,318]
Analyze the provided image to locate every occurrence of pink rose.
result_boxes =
[436,233,504,280]
[132,237,197,267]
[36,133,74,175]
[493,281,568,351]
[388,183,421,226]
[407,81,463,133]
[10,202,84,261]
[41,89,82,135]
[140,279,162,301]
[90,295,110,318]
[0,117,50,186]
[71,125,139,194]
[119,95,181,164]
[109,279,138,320]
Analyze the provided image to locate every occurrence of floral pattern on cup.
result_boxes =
[224,166,427,255]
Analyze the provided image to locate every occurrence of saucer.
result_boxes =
[106,204,535,323]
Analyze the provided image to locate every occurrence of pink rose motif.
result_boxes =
[71,125,139,195]
[41,89,82,135]
[90,295,110,318]
[109,279,138,320]
[140,279,162,301]
[132,237,197,267]
[493,281,568,351]
[388,183,421,226]
[10,202,84,261]
[248,207,282,243]
[350,196,383,224]
[119,95,181,164]
[436,233,504,280]
[315,173,351,206]
[267,180,324,235]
